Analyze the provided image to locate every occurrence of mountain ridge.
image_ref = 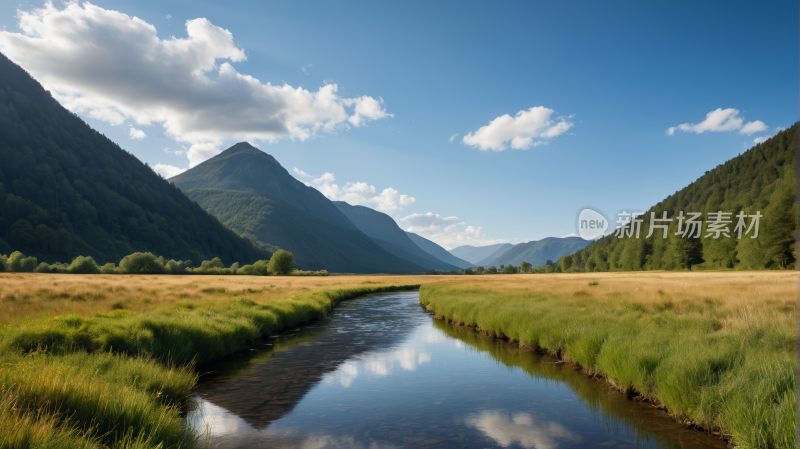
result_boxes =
[171,146,427,274]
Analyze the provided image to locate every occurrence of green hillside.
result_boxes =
[170,143,356,231]
[333,201,462,271]
[171,144,426,274]
[405,232,472,269]
[486,237,590,268]
[0,52,265,265]
[557,125,797,272]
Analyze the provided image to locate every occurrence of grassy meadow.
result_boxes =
[0,273,443,448]
[0,271,794,448]
[419,271,796,449]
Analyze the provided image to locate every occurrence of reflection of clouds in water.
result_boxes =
[186,397,255,438]
[301,434,399,449]
[465,411,582,449]
[188,397,401,448]
[325,347,433,387]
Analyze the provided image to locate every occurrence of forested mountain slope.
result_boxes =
[557,125,797,272]
[333,201,462,271]
[172,144,426,273]
[0,52,265,265]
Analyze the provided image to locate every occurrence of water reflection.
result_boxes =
[464,411,581,449]
[186,292,727,449]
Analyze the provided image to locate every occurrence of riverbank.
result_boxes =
[0,275,421,448]
[418,272,795,449]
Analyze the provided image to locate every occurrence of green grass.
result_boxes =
[0,284,420,448]
[419,284,794,449]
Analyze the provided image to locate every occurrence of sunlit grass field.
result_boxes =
[0,271,794,448]
[419,271,796,449]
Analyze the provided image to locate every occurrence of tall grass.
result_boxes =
[419,273,795,449]
[0,283,420,448]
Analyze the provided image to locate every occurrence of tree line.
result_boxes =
[0,249,329,276]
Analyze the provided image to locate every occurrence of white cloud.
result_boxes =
[153,163,186,178]
[344,96,393,127]
[449,133,457,142]
[399,212,505,249]
[165,14,171,19]
[163,147,184,155]
[0,2,392,167]
[128,127,146,140]
[298,168,415,213]
[186,143,220,167]
[462,106,574,151]
[292,167,311,178]
[666,108,768,136]
[300,63,312,74]
[739,120,768,135]
[753,126,786,145]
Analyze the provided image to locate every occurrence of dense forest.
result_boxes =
[555,125,797,272]
[0,52,267,265]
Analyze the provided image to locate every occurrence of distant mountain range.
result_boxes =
[448,238,590,269]
[0,52,265,265]
[483,237,590,268]
[170,143,426,274]
[333,201,471,271]
[450,243,513,265]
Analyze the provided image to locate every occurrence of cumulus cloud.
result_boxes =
[186,143,220,167]
[292,167,311,178]
[462,106,574,151]
[666,108,768,137]
[153,163,186,178]
[739,120,768,135]
[0,2,393,166]
[298,168,414,213]
[399,212,505,249]
[448,133,457,142]
[753,126,786,145]
[128,127,146,140]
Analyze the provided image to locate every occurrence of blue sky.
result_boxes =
[0,1,796,249]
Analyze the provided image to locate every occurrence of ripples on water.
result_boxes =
[184,292,727,449]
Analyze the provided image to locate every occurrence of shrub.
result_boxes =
[268,250,295,276]
[118,252,165,274]
[0,254,7,272]
[100,263,117,274]
[7,251,37,272]
[164,259,185,274]
[68,256,101,274]
[34,262,53,273]
[253,259,270,276]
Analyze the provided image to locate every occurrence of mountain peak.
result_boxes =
[222,141,260,155]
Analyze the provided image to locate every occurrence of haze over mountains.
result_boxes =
[450,244,512,265]
[333,201,471,271]
[449,238,590,269]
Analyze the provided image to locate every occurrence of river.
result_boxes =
[184,291,727,449]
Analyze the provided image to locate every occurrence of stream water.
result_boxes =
[184,291,727,449]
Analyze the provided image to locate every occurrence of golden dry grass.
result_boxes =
[0,271,793,329]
